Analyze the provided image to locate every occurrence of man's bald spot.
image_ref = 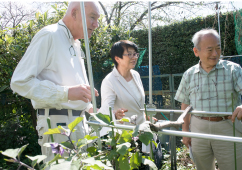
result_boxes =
[65,2,99,15]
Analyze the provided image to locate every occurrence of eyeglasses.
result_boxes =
[123,53,139,59]
[58,22,77,57]
[69,45,76,56]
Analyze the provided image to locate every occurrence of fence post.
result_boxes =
[170,111,177,170]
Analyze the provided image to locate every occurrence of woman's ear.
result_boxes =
[115,56,120,63]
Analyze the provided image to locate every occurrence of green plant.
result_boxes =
[1,113,160,170]
[162,145,195,170]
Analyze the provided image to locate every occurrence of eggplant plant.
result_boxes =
[0,113,159,170]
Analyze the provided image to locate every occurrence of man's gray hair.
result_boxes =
[192,28,220,50]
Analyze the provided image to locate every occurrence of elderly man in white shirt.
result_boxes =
[10,2,100,162]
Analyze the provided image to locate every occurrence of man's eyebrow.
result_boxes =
[90,12,100,17]
[206,44,220,49]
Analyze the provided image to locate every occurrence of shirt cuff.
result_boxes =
[85,103,93,113]
[59,86,69,102]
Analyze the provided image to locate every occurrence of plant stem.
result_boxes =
[47,117,58,164]
[109,107,118,169]
[231,93,237,170]
[144,103,148,120]
[150,140,154,160]
[144,103,154,160]
[68,136,77,150]
[17,160,35,170]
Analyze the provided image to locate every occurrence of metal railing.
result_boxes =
[87,109,242,170]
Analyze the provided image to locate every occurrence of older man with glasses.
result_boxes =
[10,2,100,162]
[175,28,242,170]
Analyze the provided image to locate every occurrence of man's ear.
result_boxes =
[72,9,77,20]
[193,47,199,57]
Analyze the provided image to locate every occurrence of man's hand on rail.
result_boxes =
[182,136,191,148]
[230,105,242,123]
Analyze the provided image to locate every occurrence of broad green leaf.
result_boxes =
[77,138,87,148]
[0,85,8,92]
[117,130,132,144]
[120,118,130,122]
[111,138,116,147]
[1,147,22,159]
[77,135,97,148]
[94,160,113,170]
[26,155,47,164]
[44,12,48,21]
[152,140,158,148]
[142,158,157,170]
[116,142,131,155]
[82,157,95,164]
[130,152,141,169]
[61,141,74,150]
[139,132,153,145]
[18,144,28,159]
[64,1,68,6]
[82,157,113,170]
[35,12,40,20]
[87,146,97,153]
[29,20,33,28]
[106,138,116,147]
[58,126,72,132]
[68,117,83,132]
[49,161,71,170]
[44,128,61,135]
[85,134,98,141]
[86,164,102,170]
[118,155,130,170]
[47,154,62,166]
[107,150,118,161]
[49,159,81,170]
[95,113,111,125]
[31,159,38,168]
[51,4,58,11]
[4,159,15,163]
[70,159,82,170]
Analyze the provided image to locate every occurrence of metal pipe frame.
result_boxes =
[80,2,97,113]
[87,121,242,143]
[80,2,100,149]
[141,108,233,116]
[148,2,153,105]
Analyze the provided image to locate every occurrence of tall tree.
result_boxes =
[0,2,52,30]
[98,1,219,31]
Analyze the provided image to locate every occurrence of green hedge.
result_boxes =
[0,5,239,169]
[131,12,237,74]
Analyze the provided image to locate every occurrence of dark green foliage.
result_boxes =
[131,12,237,74]
[0,3,68,169]
[0,2,239,169]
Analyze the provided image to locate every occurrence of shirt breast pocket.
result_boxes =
[189,86,201,101]
[216,80,233,99]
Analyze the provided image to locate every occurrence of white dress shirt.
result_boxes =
[127,79,142,103]
[11,20,92,111]
[98,67,146,125]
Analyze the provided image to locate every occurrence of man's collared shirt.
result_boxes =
[175,59,242,116]
[11,20,92,111]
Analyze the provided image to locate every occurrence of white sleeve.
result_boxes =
[10,30,68,104]
[98,77,117,122]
